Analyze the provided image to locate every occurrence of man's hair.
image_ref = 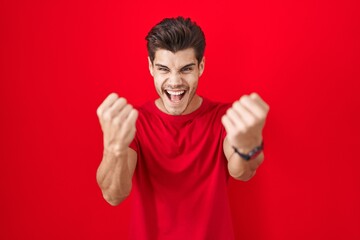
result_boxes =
[145,16,206,64]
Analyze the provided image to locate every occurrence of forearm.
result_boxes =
[221,92,269,181]
[96,149,132,206]
[227,151,264,181]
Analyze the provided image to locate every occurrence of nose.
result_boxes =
[167,71,182,86]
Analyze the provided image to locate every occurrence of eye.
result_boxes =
[157,67,170,73]
[181,67,193,73]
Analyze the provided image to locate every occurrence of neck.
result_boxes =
[183,95,203,114]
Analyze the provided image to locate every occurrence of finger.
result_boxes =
[122,109,139,137]
[97,93,119,117]
[232,101,257,126]
[249,93,270,113]
[226,108,241,125]
[240,95,267,120]
[221,115,236,134]
[106,98,127,118]
[225,108,247,131]
[112,104,133,126]
[124,109,139,127]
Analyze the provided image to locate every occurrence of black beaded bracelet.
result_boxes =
[233,141,264,161]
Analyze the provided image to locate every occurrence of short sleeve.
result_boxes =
[219,103,231,142]
[129,106,140,153]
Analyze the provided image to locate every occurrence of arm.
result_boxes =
[96,148,137,206]
[96,93,138,206]
[223,138,264,181]
[221,93,269,181]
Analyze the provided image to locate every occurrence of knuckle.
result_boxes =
[121,121,129,129]
[124,104,133,113]
[123,120,130,127]
[118,97,127,105]
[239,95,249,104]
[226,109,232,115]
[103,111,112,121]
[258,113,266,120]
[250,92,259,99]
[96,107,102,117]
[248,118,257,127]
[112,117,121,125]
[265,104,270,112]
[234,124,244,133]
[109,92,119,98]
[232,101,241,109]
[241,94,249,99]
[259,108,269,119]
[238,125,247,133]
[132,109,139,117]
[121,108,130,118]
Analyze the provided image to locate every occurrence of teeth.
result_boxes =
[166,90,185,96]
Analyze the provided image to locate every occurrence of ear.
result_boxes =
[199,57,205,77]
[148,57,154,76]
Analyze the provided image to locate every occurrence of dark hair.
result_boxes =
[145,16,206,64]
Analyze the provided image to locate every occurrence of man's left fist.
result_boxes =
[221,93,270,152]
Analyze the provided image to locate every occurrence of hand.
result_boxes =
[221,93,269,152]
[96,93,138,154]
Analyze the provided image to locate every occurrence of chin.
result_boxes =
[167,107,186,115]
[163,101,188,115]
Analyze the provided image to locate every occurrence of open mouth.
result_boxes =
[165,90,186,103]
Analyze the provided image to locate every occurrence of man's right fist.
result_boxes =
[96,93,138,154]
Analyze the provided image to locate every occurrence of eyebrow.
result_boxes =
[154,64,170,69]
[180,63,196,71]
[154,63,196,71]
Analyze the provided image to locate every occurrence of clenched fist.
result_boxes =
[221,93,269,152]
[96,93,138,154]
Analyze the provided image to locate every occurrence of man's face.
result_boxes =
[149,48,205,115]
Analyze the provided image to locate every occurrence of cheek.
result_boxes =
[154,77,165,91]
[187,76,199,88]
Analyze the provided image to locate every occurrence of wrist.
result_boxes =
[235,138,262,153]
[233,141,264,161]
[104,146,128,157]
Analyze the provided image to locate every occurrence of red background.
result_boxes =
[1,0,359,239]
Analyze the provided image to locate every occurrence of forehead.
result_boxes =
[154,48,197,67]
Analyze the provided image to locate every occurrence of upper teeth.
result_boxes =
[167,90,184,95]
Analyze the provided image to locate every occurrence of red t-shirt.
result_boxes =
[129,98,234,240]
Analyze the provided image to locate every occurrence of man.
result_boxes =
[96,17,269,239]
